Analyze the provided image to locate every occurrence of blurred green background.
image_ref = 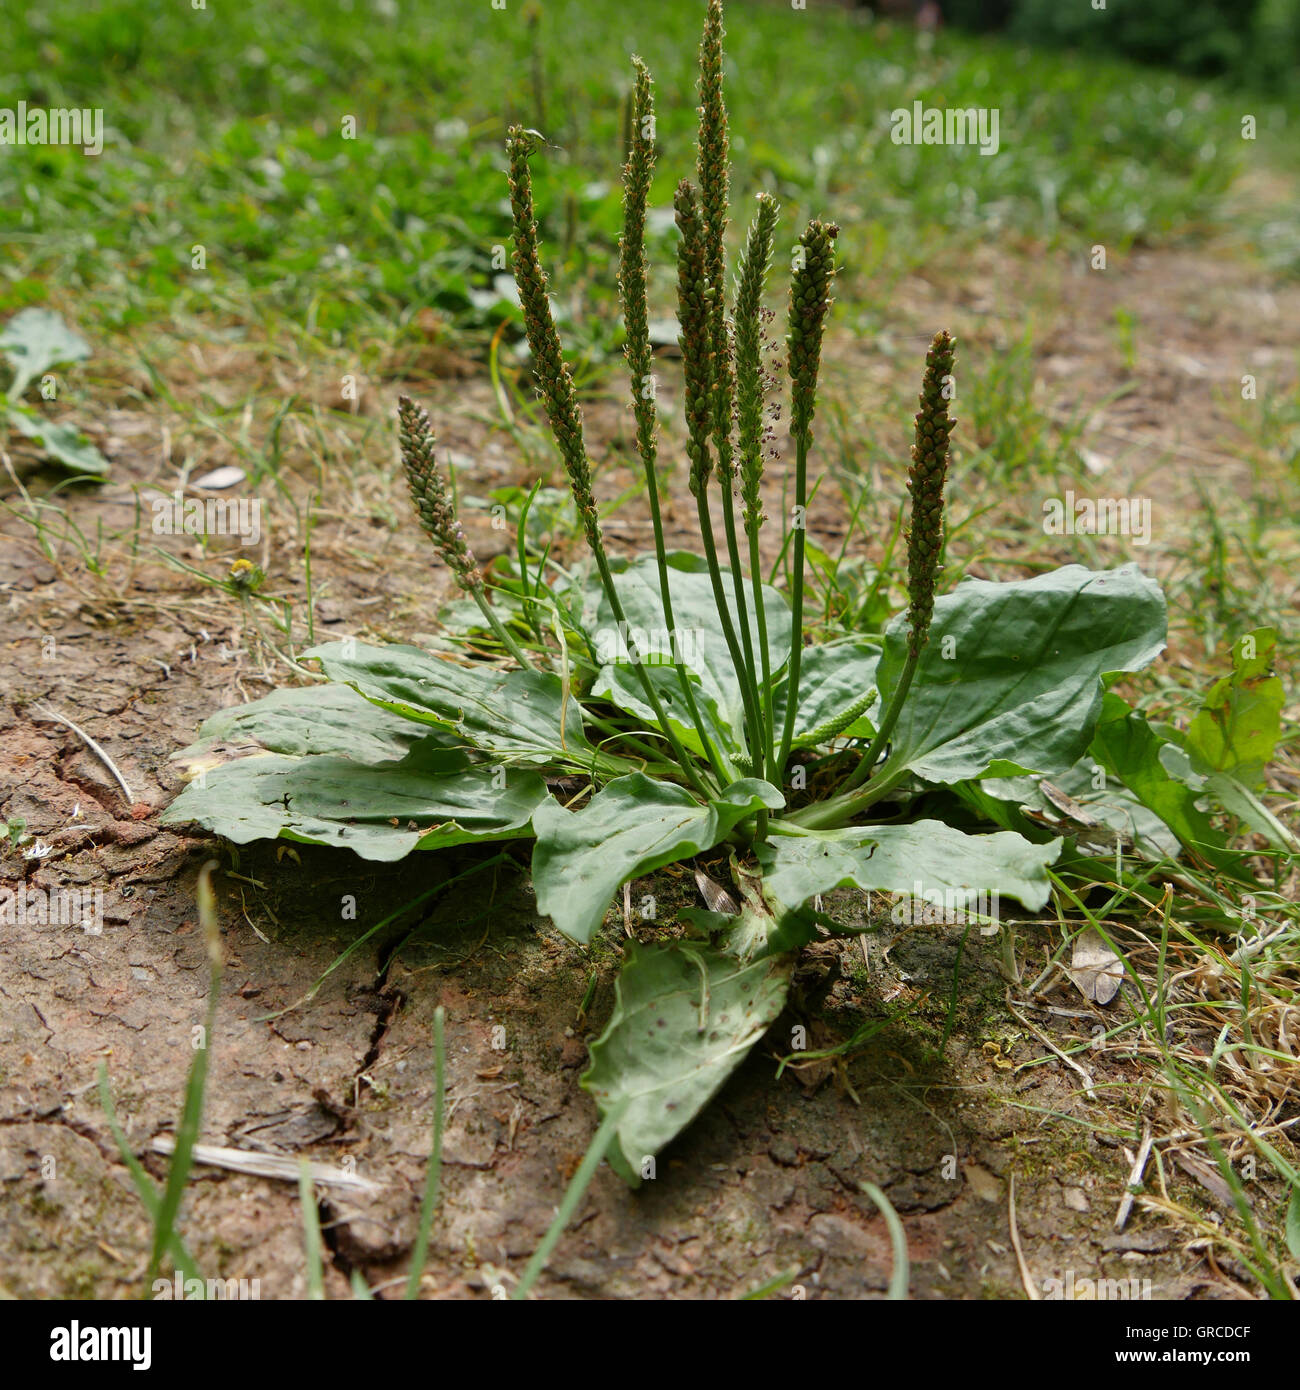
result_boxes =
[1,0,1294,363]
[946,0,1300,92]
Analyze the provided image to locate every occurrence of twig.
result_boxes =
[1008,1172,1039,1301]
[1114,1123,1153,1233]
[1006,994,1097,1100]
[31,702,134,805]
[150,1137,380,1191]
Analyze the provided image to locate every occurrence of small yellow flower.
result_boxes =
[227,557,265,594]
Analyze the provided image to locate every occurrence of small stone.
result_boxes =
[768,1136,799,1167]
[807,1212,881,1261]
[963,1162,1001,1203]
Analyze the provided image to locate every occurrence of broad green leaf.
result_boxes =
[175,682,442,765]
[771,639,879,747]
[591,553,792,745]
[1184,629,1282,788]
[1,308,91,400]
[8,406,110,476]
[582,940,792,1185]
[591,663,739,760]
[1088,693,1237,870]
[1167,630,1293,852]
[531,774,783,944]
[980,756,1181,860]
[304,641,589,766]
[756,819,1062,916]
[874,564,1166,786]
[162,747,549,862]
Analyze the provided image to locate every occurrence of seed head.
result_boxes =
[905,330,957,657]
[506,125,601,551]
[675,180,715,497]
[787,219,838,445]
[697,0,734,482]
[398,395,481,591]
[735,193,780,532]
[620,58,658,478]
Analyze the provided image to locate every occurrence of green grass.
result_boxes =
[3,0,1293,366]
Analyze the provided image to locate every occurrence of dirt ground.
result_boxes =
[1,218,1296,1299]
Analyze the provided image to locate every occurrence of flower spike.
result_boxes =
[675,179,715,498]
[905,330,957,657]
[506,125,601,551]
[398,394,480,591]
[786,219,839,447]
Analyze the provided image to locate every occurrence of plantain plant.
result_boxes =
[166,0,1257,1184]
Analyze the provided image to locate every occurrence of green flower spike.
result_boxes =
[774,218,838,780]
[675,179,715,498]
[697,0,734,482]
[905,329,957,657]
[735,192,780,534]
[398,394,480,592]
[506,125,600,551]
[620,57,658,480]
[787,219,839,447]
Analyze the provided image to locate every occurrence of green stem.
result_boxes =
[786,647,923,831]
[592,549,714,800]
[746,516,773,784]
[696,488,764,780]
[469,585,535,670]
[404,1005,445,1300]
[746,519,774,842]
[719,482,763,779]
[644,457,734,789]
[787,761,913,831]
[476,578,690,786]
[773,430,809,781]
[583,714,697,783]
[512,1100,629,1300]
[832,642,921,797]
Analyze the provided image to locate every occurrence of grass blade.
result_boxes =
[97,1064,204,1293]
[298,1160,326,1300]
[511,1100,628,1300]
[860,1180,910,1300]
[146,859,222,1287]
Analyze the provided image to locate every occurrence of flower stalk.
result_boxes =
[697,0,732,483]
[792,330,956,826]
[677,178,764,781]
[695,0,765,779]
[398,394,533,669]
[774,219,838,784]
[734,192,781,782]
[620,61,732,786]
[508,126,711,797]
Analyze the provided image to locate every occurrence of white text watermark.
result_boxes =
[1,885,103,934]
[890,100,1000,157]
[152,493,262,546]
[1,102,103,155]
[1043,491,1151,545]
